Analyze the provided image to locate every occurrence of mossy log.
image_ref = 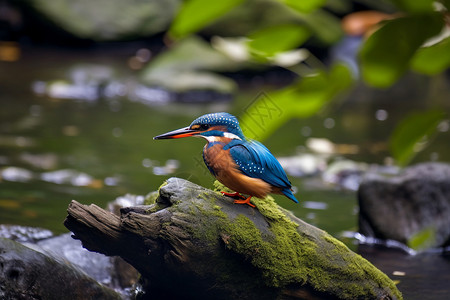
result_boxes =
[64,177,402,300]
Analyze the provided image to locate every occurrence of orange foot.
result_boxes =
[221,192,256,208]
[221,191,246,199]
[233,196,255,208]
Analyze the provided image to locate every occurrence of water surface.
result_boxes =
[1,45,449,299]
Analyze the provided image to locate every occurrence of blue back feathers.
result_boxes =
[228,140,298,203]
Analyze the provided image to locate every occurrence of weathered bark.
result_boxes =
[65,177,402,300]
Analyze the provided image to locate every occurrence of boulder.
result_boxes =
[65,177,402,300]
[358,162,450,250]
[0,237,122,299]
[30,233,131,288]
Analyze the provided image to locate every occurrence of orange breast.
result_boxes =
[203,143,271,198]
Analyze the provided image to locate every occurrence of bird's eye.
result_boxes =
[199,124,210,130]
[190,123,210,131]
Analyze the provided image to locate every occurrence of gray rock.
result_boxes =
[358,162,450,250]
[0,237,122,299]
[27,233,139,294]
[31,233,116,286]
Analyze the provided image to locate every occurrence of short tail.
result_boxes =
[283,188,299,203]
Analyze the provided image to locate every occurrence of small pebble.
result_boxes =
[392,271,405,276]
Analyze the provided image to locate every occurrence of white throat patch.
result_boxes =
[197,132,242,142]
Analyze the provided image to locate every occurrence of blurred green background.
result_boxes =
[0,1,449,298]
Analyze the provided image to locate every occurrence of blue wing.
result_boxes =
[226,140,298,203]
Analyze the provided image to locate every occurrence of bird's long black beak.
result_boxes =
[153,126,199,140]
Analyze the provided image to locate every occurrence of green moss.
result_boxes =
[219,208,310,287]
[159,180,169,189]
[159,178,401,299]
[253,195,297,224]
[216,193,402,299]
[177,193,228,245]
[213,180,233,194]
[318,234,401,298]
[144,181,169,213]
[199,191,214,204]
[146,202,166,214]
[144,191,159,205]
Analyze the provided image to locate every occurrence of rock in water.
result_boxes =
[65,177,401,300]
[358,162,450,250]
[0,238,122,299]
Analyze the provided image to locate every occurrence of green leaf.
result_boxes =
[169,0,245,39]
[360,14,443,88]
[390,0,435,12]
[285,64,353,117]
[240,64,352,140]
[281,0,326,13]
[390,110,446,166]
[140,36,239,92]
[411,37,450,75]
[408,227,436,251]
[247,24,310,57]
[299,9,343,44]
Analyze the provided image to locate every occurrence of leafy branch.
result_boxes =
[165,0,449,166]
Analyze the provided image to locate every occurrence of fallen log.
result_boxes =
[64,177,402,300]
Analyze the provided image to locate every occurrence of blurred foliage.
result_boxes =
[241,64,353,140]
[247,24,310,59]
[281,0,326,14]
[407,226,436,251]
[296,9,343,44]
[140,36,240,92]
[359,0,449,166]
[169,0,245,39]
[359,0,450,87]
[411,37,450,75]
[389,0,436,12]
[359,14,444,88]
[390,110,446,166]
[165,0,450,165]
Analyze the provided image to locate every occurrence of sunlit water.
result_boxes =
[1,45,449,299]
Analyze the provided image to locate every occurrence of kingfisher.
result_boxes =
[153,112,298,207]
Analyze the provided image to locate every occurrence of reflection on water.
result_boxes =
[0,224,53,243]
[359,245,450,300]
[1,46,449,299]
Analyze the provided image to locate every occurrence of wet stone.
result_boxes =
[0,224,53,243]
[358,162,450,250]
[0,237,122,299]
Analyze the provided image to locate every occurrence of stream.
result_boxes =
[1,44,449,299]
